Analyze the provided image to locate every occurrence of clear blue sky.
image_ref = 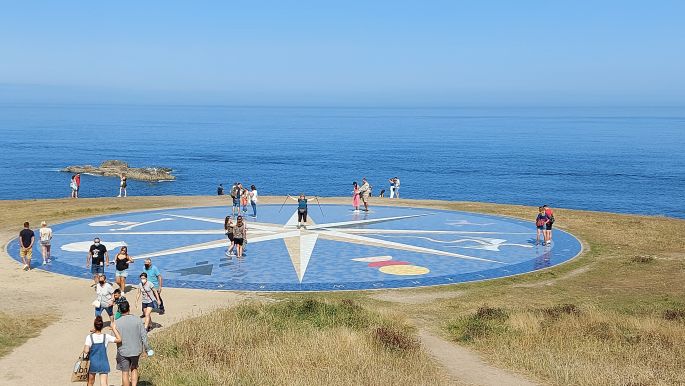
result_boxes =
[1,1,684,106]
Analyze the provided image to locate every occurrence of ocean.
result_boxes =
[0,104,683,218]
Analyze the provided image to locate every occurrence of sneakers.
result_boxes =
[42,261,47,265]
[22,264,28,270]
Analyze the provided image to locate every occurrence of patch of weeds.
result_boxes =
[447,306,509,342]
[541,304,581,319]
[630,255,655,263]
[372,325,419,351]
[584,321,613,341]
[266,298,372,330]
[663,309,685,321]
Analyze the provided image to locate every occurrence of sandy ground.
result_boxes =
[0,196,542,386]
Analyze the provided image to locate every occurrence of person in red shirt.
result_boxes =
[542,205,554,245]
[75,173,81,198]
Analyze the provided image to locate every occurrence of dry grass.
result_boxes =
[140,298,448,386]
[1,196,684,385]
[0,313,54,358]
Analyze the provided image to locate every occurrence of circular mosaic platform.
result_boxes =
[7,204,582,291]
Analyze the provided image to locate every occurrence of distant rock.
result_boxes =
[62,160,175,182]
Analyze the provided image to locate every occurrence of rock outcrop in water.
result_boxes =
[62,160,175,182]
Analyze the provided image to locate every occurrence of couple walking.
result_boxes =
[81,300,153,386]
[352,178,371,212]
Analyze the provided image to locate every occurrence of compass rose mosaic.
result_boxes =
[7,205,582,291]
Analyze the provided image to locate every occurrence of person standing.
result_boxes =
[388,177,396,198]
[115,246,134,293]
[358,178,371,211]
[87,238,109,286]
[352,182,360,211]
[288,194,318,229]
[232,216,247,258]
[70,175,78,198]
[543,205,555,245]
[95,273,115,324]
[250,185,258,217]
[240,185,249,215]
[115,300,153,386]
[75,173,81,198]
[230,182,241,217]
[143,258,165,314]
[118,175,127,197]
[224,215,236,256]
[217,183,224,196]
[19,222,35,271]
[39,221,52,265]
[82,316,121,386]
[393,177,400,198]
[136,273,161,332]
[535,207,548,246]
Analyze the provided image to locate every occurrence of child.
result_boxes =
[535,206,548,246]
[113,288,127,320]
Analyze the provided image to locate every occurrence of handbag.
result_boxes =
[71,352,90,382]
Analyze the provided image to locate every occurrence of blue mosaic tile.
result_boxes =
[6,204,582,291]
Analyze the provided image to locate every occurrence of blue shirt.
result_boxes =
[298,198,307,209]
[143,265,161,287]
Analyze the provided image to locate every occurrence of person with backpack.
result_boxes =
[82,316,122,386]
[535,207,548,246]
[543,204,555,245]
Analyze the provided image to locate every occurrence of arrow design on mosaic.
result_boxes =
[85,209,504,283]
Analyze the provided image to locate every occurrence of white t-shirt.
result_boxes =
[250,190,258,203]
[84,333,116,347]
[39,227,52,242]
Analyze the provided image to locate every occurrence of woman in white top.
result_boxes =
[250,185,258,217]
[82,315,121,386]
[39,221,53,265]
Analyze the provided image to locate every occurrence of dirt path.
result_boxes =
[417,327,538,386]
[0,230,257,386]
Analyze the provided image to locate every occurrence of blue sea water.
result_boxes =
[0,104,683,218]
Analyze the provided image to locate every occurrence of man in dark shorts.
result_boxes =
[115,300,152,386]
[87,237,109,286]
[19,222,35,271]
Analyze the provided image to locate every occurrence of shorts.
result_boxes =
[142,301,158,310]
[96,306,114,317]
[19,247,33,259]
[115,270,128,278]
[233,238,244,246]
[91,265,105,275]
[232,198,239,207]
[116,354,140,371]
[226,233,234,242]
[40,240,50,246]
[546,223,553,230]
[536,226,544,231]
[360,194,368,203]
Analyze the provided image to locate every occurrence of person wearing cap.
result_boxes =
[142,258,164,314]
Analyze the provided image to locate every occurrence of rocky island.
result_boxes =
[62,160,175,182]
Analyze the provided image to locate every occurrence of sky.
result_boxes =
[1,1,684,106]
